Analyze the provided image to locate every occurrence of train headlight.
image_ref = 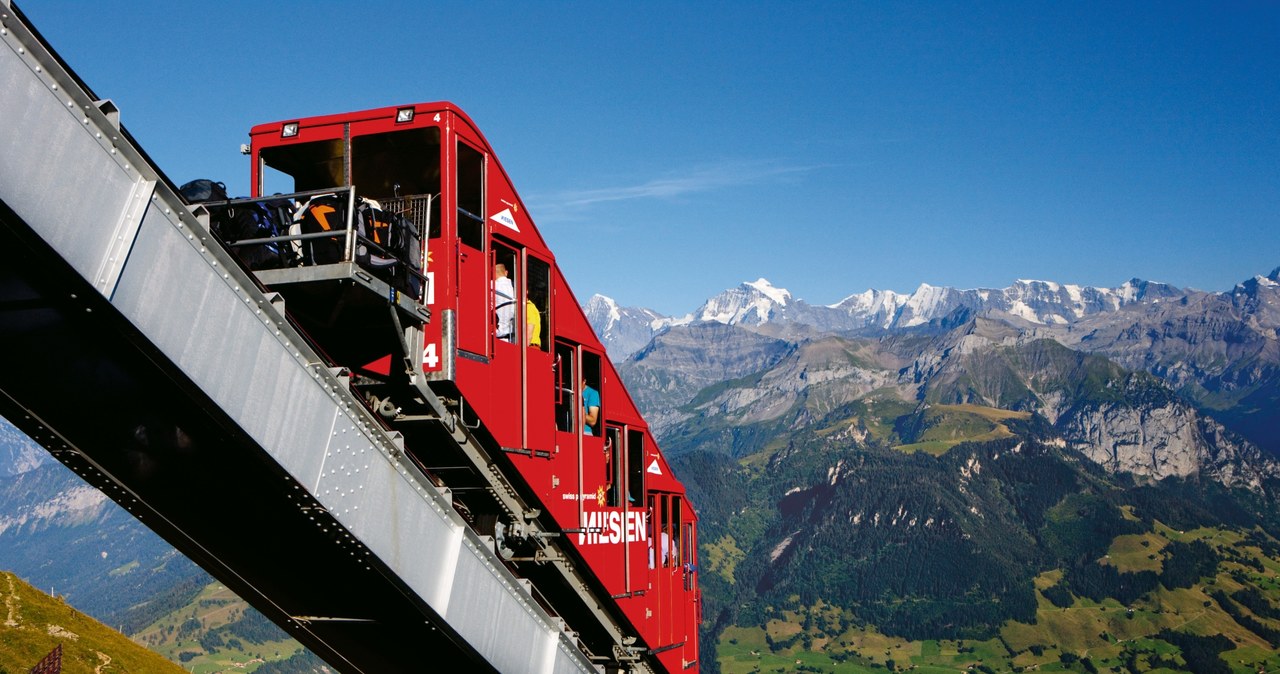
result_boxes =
[281,122,299,138]
[395,107,415,124]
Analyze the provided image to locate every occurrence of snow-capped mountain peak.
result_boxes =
[745,278,790,307]
[584,294,669,359]
[693,279,792,326]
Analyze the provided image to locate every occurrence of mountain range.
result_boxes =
[1,265,1278,673]
[590,268,1280,459]
[588,270,1279,361]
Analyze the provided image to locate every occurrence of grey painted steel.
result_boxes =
[0,6,597,673]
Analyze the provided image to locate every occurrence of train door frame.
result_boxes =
[454,137,487,360]
[624,427,646,594]
[683,511,700,667]
[647,490,684,649]
[552,341,604,532]
[603,423,633,594]
[489,238,521,446]
[524,254,552,453]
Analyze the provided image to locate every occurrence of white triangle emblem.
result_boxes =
[647,458,662,475]
[490,208,519,232]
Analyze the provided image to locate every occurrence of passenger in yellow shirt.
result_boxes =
[526,300,541,347]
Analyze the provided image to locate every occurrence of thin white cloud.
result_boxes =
[529,160,819,221]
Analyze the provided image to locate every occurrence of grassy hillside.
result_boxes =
[130,581,311,674]
[713,521,1280,674]
[0,571,187,674]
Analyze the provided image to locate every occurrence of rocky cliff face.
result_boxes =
[0,417,46,478]
[1058,397,1270,488]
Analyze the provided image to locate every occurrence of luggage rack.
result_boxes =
[201,186,433,327]
[198,187,434,374]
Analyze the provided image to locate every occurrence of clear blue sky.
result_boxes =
[21,1,1279,316]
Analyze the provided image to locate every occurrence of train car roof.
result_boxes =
[250,100,551,254]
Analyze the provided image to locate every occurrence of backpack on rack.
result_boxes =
[178,179,228,204]
[296,194,348,266]
[179,180,293,271]
[295,194,423,297]
[357,201,423,298]
[355,201,399,274]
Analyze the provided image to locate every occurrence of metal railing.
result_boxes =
[200,187,435,304]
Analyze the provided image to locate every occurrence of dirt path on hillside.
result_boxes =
[3,573,19,627]
[94,651,111,674]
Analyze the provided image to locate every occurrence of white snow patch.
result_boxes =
[1007,301,1043,324]
[747,278,790,306]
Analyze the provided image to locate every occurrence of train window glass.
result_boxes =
[261,138,344,192]
[581,352,602,437]
[627,429,644,505]
[492,242,518,343]
[456,141,484,250]
[526,256,549,351]
[661,494,675,568]
[671,495,682,569]
[554,341,575,432]
[684,522,696,590]
[605,426,622,507]
[648,494,659,569]
[351,127,441,201]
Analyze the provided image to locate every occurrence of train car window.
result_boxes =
[456,141,484,250]
[581,352,602,437]
[492,242,518,343]
[553,341,575,432]
[670,495,682,569]
[351,127,441,201]
[647,494,660,569]
[684,522,696,590]
[526,256,549,350]
[261,138,344,191]
[604,425,622,507]
[627,429,644,505]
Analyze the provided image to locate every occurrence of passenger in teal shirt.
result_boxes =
[581,378,600,435]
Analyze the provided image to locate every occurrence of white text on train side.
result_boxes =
[578,510,649,545]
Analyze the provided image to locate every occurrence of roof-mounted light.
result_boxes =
[281,122,299,138]
[395,107,415,124]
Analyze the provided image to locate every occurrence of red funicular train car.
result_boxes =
[237,102,700,672]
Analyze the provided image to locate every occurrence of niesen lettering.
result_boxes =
[577,510,648,545]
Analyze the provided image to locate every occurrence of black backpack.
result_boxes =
[179,179,293,271]
[219,199,294,270]
[297,195,348,266]
[357,202,422,298]
[178,179,228,204]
